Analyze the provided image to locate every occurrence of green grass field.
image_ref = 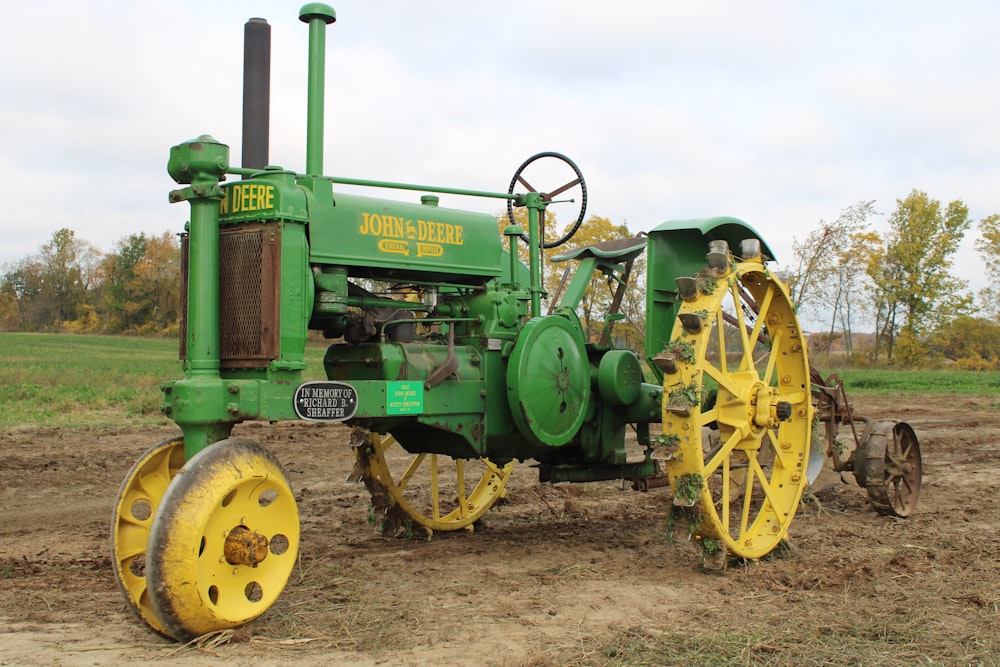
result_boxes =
[2,332,999,429]
[0,332,327,429]
[819,367,1000,395]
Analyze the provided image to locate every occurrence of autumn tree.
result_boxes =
[0,257,46,330]
[0,229,100,330]
[828,231,883,358]
[928,315,1000,369]
[40,228,101,324]
[787,201,875,312]
[0,228,182,333]
[548,215,642,345]
[975,213,1000,318]
[101,232,182,333]
[102,233,148,331]
[134,232,182,332]
[868,190,973,363]
[785,201,876,357]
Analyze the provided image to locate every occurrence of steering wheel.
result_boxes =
[506,152,588,249]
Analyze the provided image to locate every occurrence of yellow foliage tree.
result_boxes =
[496,210,646,352]
[868,190,973,362]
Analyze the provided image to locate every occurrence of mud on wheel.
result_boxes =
[660,240,812,561]
[144,439,300,641]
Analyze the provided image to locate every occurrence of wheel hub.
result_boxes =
[556,367,569,390]
[750,384,772,430]
[224,525,270,567]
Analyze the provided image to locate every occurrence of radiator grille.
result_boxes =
[180,223,281,367]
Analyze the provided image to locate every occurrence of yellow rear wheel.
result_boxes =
[357,432,514,534]
[145,439,299,641]
[111,437,185,638]
[662,247,812,560]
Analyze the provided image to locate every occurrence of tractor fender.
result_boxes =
[643,216,776,376]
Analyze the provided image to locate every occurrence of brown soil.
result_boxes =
[1,395,998,666]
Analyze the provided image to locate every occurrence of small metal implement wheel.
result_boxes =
[863,421,922,517]
[506,151,588,249]
[358,432,514,534]
[145,439,299,641]
[661,245,812,561]
[110,437,185,638]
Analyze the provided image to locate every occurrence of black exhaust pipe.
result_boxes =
[242,17,271,174]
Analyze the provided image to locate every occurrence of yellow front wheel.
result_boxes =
[357,432,514,534]
[111,437,185,639]
[145,439,299,641]
[662,243,812,561]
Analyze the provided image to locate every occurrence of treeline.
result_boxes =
[0,229,181,334]
[787,190,1000,368]
[4,188,1000,369]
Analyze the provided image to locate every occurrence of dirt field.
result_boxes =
[2,395,998,666]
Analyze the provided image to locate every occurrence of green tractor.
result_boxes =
[111,4,920,641]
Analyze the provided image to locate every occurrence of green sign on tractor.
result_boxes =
[110,4,922,642]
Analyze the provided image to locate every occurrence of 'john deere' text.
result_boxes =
[359,212,464,246]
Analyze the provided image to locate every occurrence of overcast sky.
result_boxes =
[2,1,998,324]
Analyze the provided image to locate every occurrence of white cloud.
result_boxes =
[2,0,999,316]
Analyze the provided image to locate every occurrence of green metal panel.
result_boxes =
[506,316,591,448]
[648,216,775,258]
[276,221,313,368]
[307,191,502,283]
[218,170,309,224]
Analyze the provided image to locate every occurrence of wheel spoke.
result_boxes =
[766,428,788,470]
[699,404,720,428]
[705,428,745,478]
[430,454,440,520]
[751,454,781,517]
[721,456,731,534]
[702,363,743,400]
[739,461,754,537]
[398,452,427,491]
[135,480,166,507]
[516,174,537,193]
[746,283,774,351]
[115,539,146,561]
[548,177,582,198]
[761,328,783,386]
[455,459,468,519]
[374,433,397,456]
[715,309,728,375]
[733,283,755,373]
[482,459,506,478]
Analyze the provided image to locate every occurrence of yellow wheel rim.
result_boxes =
[146,439,299,641]
[110,437,185,639]
[360,432,514,533]
[662,255,812,560]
